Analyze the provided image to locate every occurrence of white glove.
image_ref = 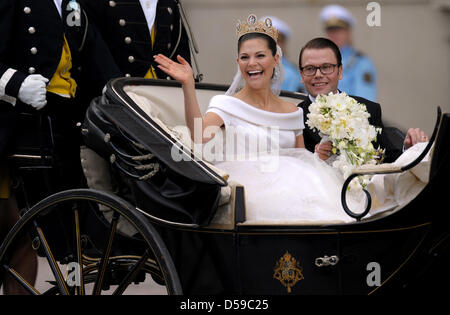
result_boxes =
[18,74,49,109]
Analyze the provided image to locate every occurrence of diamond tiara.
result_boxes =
[236,14,279,42]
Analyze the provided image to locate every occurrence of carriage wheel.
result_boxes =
[0,189,182,295]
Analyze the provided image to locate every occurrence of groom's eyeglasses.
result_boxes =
[300,63,339,76]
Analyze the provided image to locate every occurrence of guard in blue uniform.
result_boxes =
[339,45,377,102]
[79,0,191,79]
[320,4,377,102]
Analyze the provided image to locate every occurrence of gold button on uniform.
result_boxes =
[124,37,132,44]
[128,56,135,63]
[119,19,126,26]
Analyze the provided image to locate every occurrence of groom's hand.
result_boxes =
[404,128,428,150]
[315,141,333,160]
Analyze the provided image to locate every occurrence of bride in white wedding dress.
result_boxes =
[205,94,354,222]
[153,15,428,224]
[153,15,360,223]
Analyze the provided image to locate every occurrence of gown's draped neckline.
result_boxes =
[207,95,304,131]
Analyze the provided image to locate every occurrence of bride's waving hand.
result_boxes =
[153,54,224,143]
[154,54,193,85]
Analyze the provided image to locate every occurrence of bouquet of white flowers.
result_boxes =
[306,92,384,191]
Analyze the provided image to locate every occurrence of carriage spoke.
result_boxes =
[73,208,85,295]
[92,211,120,295]
[2,264,40,295]
[34,222,69,295]
[112,250,150,295]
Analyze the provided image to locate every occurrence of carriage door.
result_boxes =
[338,223,432,294]
[236,229,342,294]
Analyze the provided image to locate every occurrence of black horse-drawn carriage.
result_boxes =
[1,78,449,295]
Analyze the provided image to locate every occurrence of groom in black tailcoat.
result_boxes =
[297,38,428,163]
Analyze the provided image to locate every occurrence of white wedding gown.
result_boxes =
[203,95,431,225]
[205,95,364,223]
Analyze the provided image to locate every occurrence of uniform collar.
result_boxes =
[139,0,159,34]
[340,45,355,58]
[53,0,63,17]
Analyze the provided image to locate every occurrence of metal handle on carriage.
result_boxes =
[315,255,339,267]
[341,175,372,221]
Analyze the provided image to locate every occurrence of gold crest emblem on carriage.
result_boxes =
[273,251,304,293]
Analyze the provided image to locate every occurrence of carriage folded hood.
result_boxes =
[81,78,233,226]
[99,78,228,186]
